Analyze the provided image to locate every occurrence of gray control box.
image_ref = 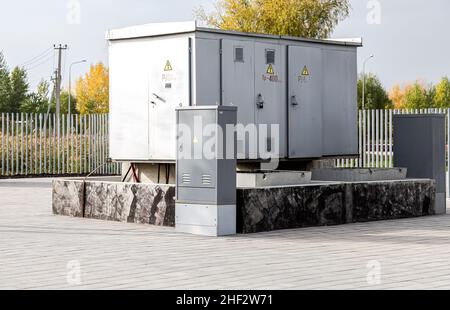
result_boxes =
[393,114,446,214]
[175,106,237,236]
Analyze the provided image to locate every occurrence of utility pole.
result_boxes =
[54,44,68,174]
[54,44,68,116]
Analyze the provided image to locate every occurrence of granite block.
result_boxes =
[84,182,175,227]
[237,180,436,234]
[52,180,84,217]
[53,178,436,234]
[351,180,436,222]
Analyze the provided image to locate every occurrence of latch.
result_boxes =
[256,93,264,109]
[291,95,299,106]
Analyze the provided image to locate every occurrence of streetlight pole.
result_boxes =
[362,54,374,110]
[68,60,87,117]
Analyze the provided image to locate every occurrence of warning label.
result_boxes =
[266,64,275,75]
[301,65,309,76]
[164,60,173,71]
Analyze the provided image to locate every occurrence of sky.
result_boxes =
[0,0,449,92]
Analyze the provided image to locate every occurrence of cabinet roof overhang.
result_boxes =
[106,21,363,47]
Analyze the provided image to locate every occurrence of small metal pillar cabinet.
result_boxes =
[393,114,446,214]
[175,106,237,236]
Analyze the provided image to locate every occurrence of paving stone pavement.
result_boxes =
[1,178,450,290]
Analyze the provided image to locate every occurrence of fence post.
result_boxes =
[384,110,388,168]
[389,110,393,167]
[39,113,42,174]
[84,114,87,174]
[78,115,82,174]
[25,113,28,175]
[447,109,450,198]
[380,110,384,168]
[62,114,65,174]
[11,113,14,176]
[44,114,48,174]
[6,114,9,175]
[0,113,3,176]
[52,113,56,174]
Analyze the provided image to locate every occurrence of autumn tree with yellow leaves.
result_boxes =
[196,0,351,39]
[75,63,109,114]
[389,80,436,110]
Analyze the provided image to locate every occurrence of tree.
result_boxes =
[357,73,391,109]
[0,51,11,112]
[425,83,436,108]
[403,81,429,109]
[50,89,77,114]
[389,84,406,109]
[197,0,351,39]
[389,81,436,109]
[75,63,109,114]
[8,66,29,113]
[0,52,30,113]
[20,80,51,114]
[434,77,450,108]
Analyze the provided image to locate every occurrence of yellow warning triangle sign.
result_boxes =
[164,60,173,71]
[266,64,274,75]
[301,65,309,76]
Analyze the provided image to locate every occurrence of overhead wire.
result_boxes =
[19,47,53,67]
[24,54,55,71]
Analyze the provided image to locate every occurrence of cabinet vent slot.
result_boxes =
[181,173,191,184]
[202,174,212,185]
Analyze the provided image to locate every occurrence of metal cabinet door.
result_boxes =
[288,45,323,158]
[221,39,256,159]
[254,42,286,159]
[148,37,191,160]
[177,109,217,190]
[322,48,358,156]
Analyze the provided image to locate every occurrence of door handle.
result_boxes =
[291,95,299,106]
[256,93,264,109]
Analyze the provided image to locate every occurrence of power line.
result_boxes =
[19,47,53,67]
[24,54,55,71]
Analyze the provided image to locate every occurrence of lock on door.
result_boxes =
[256,93,264,109]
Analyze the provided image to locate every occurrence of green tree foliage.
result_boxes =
[0,52,11,112]
[403,81,430,109]
[20,80,51,114]
[0,52,30,113]
[434,77,450,108]
[357,73,392,109]
[197,0,351,39]
[8,67,29,113]
[50,90,77,114]
[0,52,79,115]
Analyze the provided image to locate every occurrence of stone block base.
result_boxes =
[53,179,436,234]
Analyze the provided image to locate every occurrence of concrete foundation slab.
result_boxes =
[237,171,311,188]
[311,168,407,182]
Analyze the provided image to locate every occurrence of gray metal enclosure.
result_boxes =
[393,114,446,214]
[176,106,237,205]
[107,21,361,163]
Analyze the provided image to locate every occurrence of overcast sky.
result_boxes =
[0,0,449,91]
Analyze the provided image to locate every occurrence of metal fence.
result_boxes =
[0,113,121,177]
[336,108,449,169]
[2,109,449,177]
